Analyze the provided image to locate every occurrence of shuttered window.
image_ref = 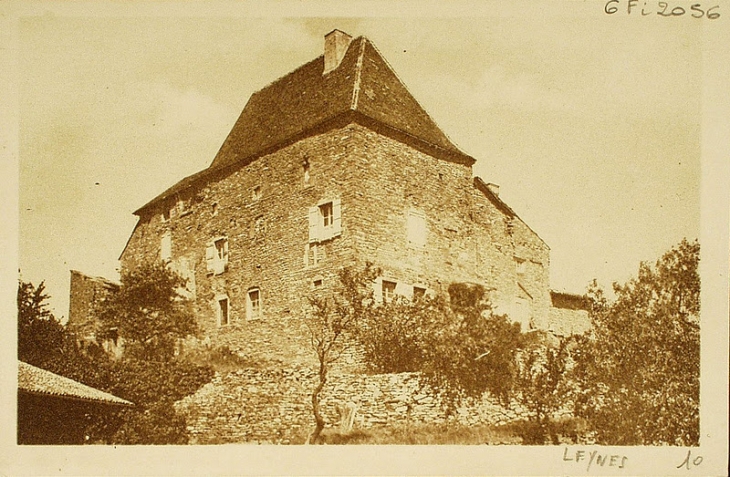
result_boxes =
[205,237,228,275]
[407,209,427,248]
[308,198,342,243]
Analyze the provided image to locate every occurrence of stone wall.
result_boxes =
[120,122,557,366]
[67,270,119,343]
[174,366,567,444]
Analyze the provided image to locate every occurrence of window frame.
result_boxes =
[247,288,262,321]
[382,280,397,303]
[216,295,230,327]
[309,198,342,243]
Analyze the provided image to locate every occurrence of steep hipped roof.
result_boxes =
[135,35,474,215]
[18,361,133,407]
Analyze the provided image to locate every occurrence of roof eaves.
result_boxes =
[18,362,134,407]
[473,177,550,250]
[135,109,476,215]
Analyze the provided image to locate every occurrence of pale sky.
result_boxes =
[15,4,704,319]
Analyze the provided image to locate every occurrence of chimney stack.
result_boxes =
[486,183,500,197]
[324,29,353,75]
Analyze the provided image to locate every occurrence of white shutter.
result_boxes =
[407,210,427,247]
[332,198,342,237]
[161,232,172,262]
[373,277,383,303]
[205,243,216,272]
[308,206,319,243]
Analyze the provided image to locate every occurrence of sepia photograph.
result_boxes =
[2,1,728,475]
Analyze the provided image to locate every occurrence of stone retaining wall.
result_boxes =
[175,366,569,444]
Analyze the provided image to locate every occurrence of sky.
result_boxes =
[12,2,708,319]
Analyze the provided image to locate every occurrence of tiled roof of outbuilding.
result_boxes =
[18,361,133,407]
[135,35,474,215]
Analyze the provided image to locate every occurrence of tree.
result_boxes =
[17,279,66,368]
[95,261,198,362]
[356,279,524,409]
[572,239,700,445]
[514,333,573,444]
[419,283,524,406]
[89,261,212,444]
[17,266,213,444]
[303,263,379,444]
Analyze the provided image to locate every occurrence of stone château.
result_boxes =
[81,30,589,364]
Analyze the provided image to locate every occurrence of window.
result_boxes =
[252,186,261,201]
[320,202,333,227]
[212,202,218,216]
[313,278,323,288]
[304,243,325,268]
[516,258,526,275]
[413,286,427,301]
[303,159,311,186]
[217,297,230,326]
[247,288,261,320]
[407,210,427,248]
[205,237,228,275]
[160,231,172,262]
[176,196,191,216]
[382,280,397,302]
[308,198,341,242]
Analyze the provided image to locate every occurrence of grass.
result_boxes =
[293,422,523,445]
[287,418,589,445]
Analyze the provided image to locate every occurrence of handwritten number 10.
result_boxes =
[677,450,703,470]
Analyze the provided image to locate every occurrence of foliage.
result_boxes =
[17,280,66,368]
[95,261,198,362]
[572,239,700,445]
[17,270,213,445]
[303,263,380,444]
[357,281,524,408]
[514,333,573,444]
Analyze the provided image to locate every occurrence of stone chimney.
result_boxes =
[324,29,353,75]
[486,183,500,197]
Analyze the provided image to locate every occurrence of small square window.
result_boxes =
[247,288,261,320]
[382,280,397,302]
[516,258,526,275]
[253,186,262,201]
[313,279,323,288]
[413,286,427,301]
[218,297,230,326]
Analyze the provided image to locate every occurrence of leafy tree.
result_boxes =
[17,266,213,444]
[358,281,524,408]
[572,239,700,445]
[95,261,198,362]
[17,280,66,368]
[303,263,379,444]
[514,333,573,444]
[420,283,524,406]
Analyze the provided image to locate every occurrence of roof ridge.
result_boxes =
[362,39,471,159]
[350,37,367,110]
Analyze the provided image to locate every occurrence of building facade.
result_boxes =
[116,30,587,365]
